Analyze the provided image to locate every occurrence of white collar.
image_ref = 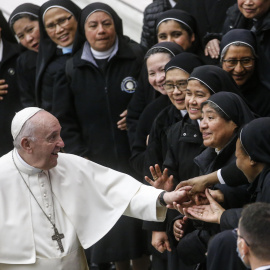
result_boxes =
[0,39,3,62]
[90,37,118,59]
[14,148,42,175]
[255,266,270,270]
[169,0,177,7]
[180,109,187,118]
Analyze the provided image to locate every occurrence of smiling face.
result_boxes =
[238,0,270,19]
[200,104,237,150]
[84,11,116,52]
[165,68,189,110]
[44,7,77,47]
[157,20,195,50]
[222,45,255,86]
[27,111,65,170]
[147,52,172,94]
[185,80,211,120]
[13,17,40,52]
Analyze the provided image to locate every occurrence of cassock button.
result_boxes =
[43,193,47,197]
[46,203,49,208]
[183,133,186,136]
[41,183,44,187]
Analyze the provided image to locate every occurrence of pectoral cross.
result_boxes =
[52,226,65,253]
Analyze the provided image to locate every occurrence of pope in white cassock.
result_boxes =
[0,107,191,270]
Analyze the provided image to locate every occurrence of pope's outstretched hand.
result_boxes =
[163,186,192,208]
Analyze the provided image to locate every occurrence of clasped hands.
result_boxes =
[145,164,225,223]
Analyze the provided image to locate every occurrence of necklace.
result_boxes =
[12,151,65,253]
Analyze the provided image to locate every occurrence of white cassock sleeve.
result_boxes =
[124,185,167,221]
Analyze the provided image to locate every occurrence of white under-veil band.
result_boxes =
[42,6,74,23]
[9,11,38,26]
[188,76,215,94]
[84,9,112,25]
[156,17,193,33]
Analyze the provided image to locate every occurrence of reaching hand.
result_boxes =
[0,79,8,100]
[145,164,174,191]
[117,109,127,130]
[173,216,189,241]
[175,171,219,195]
[151,231,171,253]
[184,189,225,224]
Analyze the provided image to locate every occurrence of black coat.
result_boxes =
[0,39,22,157]
[140,0,172,50]
[164,114,204,185]
[130,94,171,177]
[220,166,270,231]
[126,64,161,147]
[16,50,37,107]
[54,37,144,174]
[37,49,71,112]
[144,104,183,179]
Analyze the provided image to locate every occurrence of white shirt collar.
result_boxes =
[169,0,177,7]
[0,39,3,62]
[180,110,187,118]
[255,266,270,270]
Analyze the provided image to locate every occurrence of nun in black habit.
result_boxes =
[52,3,149,270]
[220,28,270,117]
[172,91,255,268]
[129,42,184,177]
[0,10,22,157]
[35,0,82,111]
[9,3,40,107]
[185,117,270,270]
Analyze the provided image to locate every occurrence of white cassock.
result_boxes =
[0,150,166,270]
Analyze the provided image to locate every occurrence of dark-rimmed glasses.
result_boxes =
[163,80,188,93]
[222,58,255,69]
[232,228,250,246]
[45,15,73,32]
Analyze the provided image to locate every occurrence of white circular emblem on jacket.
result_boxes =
[8,68,15,76]
[121,77,137,93]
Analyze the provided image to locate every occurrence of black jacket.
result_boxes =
[140,0,172,50]
[130,94,171,177]
[220,166,270,230]
[16,50,37,107]
[144,104,183,179]
[0,39,22,156]
[164,114,204,185]
[53,37,144,174]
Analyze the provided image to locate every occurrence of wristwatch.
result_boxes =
[158,191,167,207]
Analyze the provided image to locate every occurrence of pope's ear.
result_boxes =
[21,137,32,151]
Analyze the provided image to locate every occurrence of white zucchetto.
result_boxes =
[11,107,44,140]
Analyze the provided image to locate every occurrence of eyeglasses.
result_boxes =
[45,15,73,32]
[232,228,250,246]
[163,80,188,93]
[222,57,255,69]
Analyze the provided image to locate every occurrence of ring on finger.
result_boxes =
[153,176,158,180]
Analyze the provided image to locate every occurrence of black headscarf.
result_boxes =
[220,29,257,59]
[73,2,123,53]
[206,92,255,127]
[165,52,203,74]
[145,41,184,59]
[156,9,196,35]
[188,65,242,95]
[36,0,81,94]
[9,3,40,33]
[240,117,270,164]
[0,10,17,43]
